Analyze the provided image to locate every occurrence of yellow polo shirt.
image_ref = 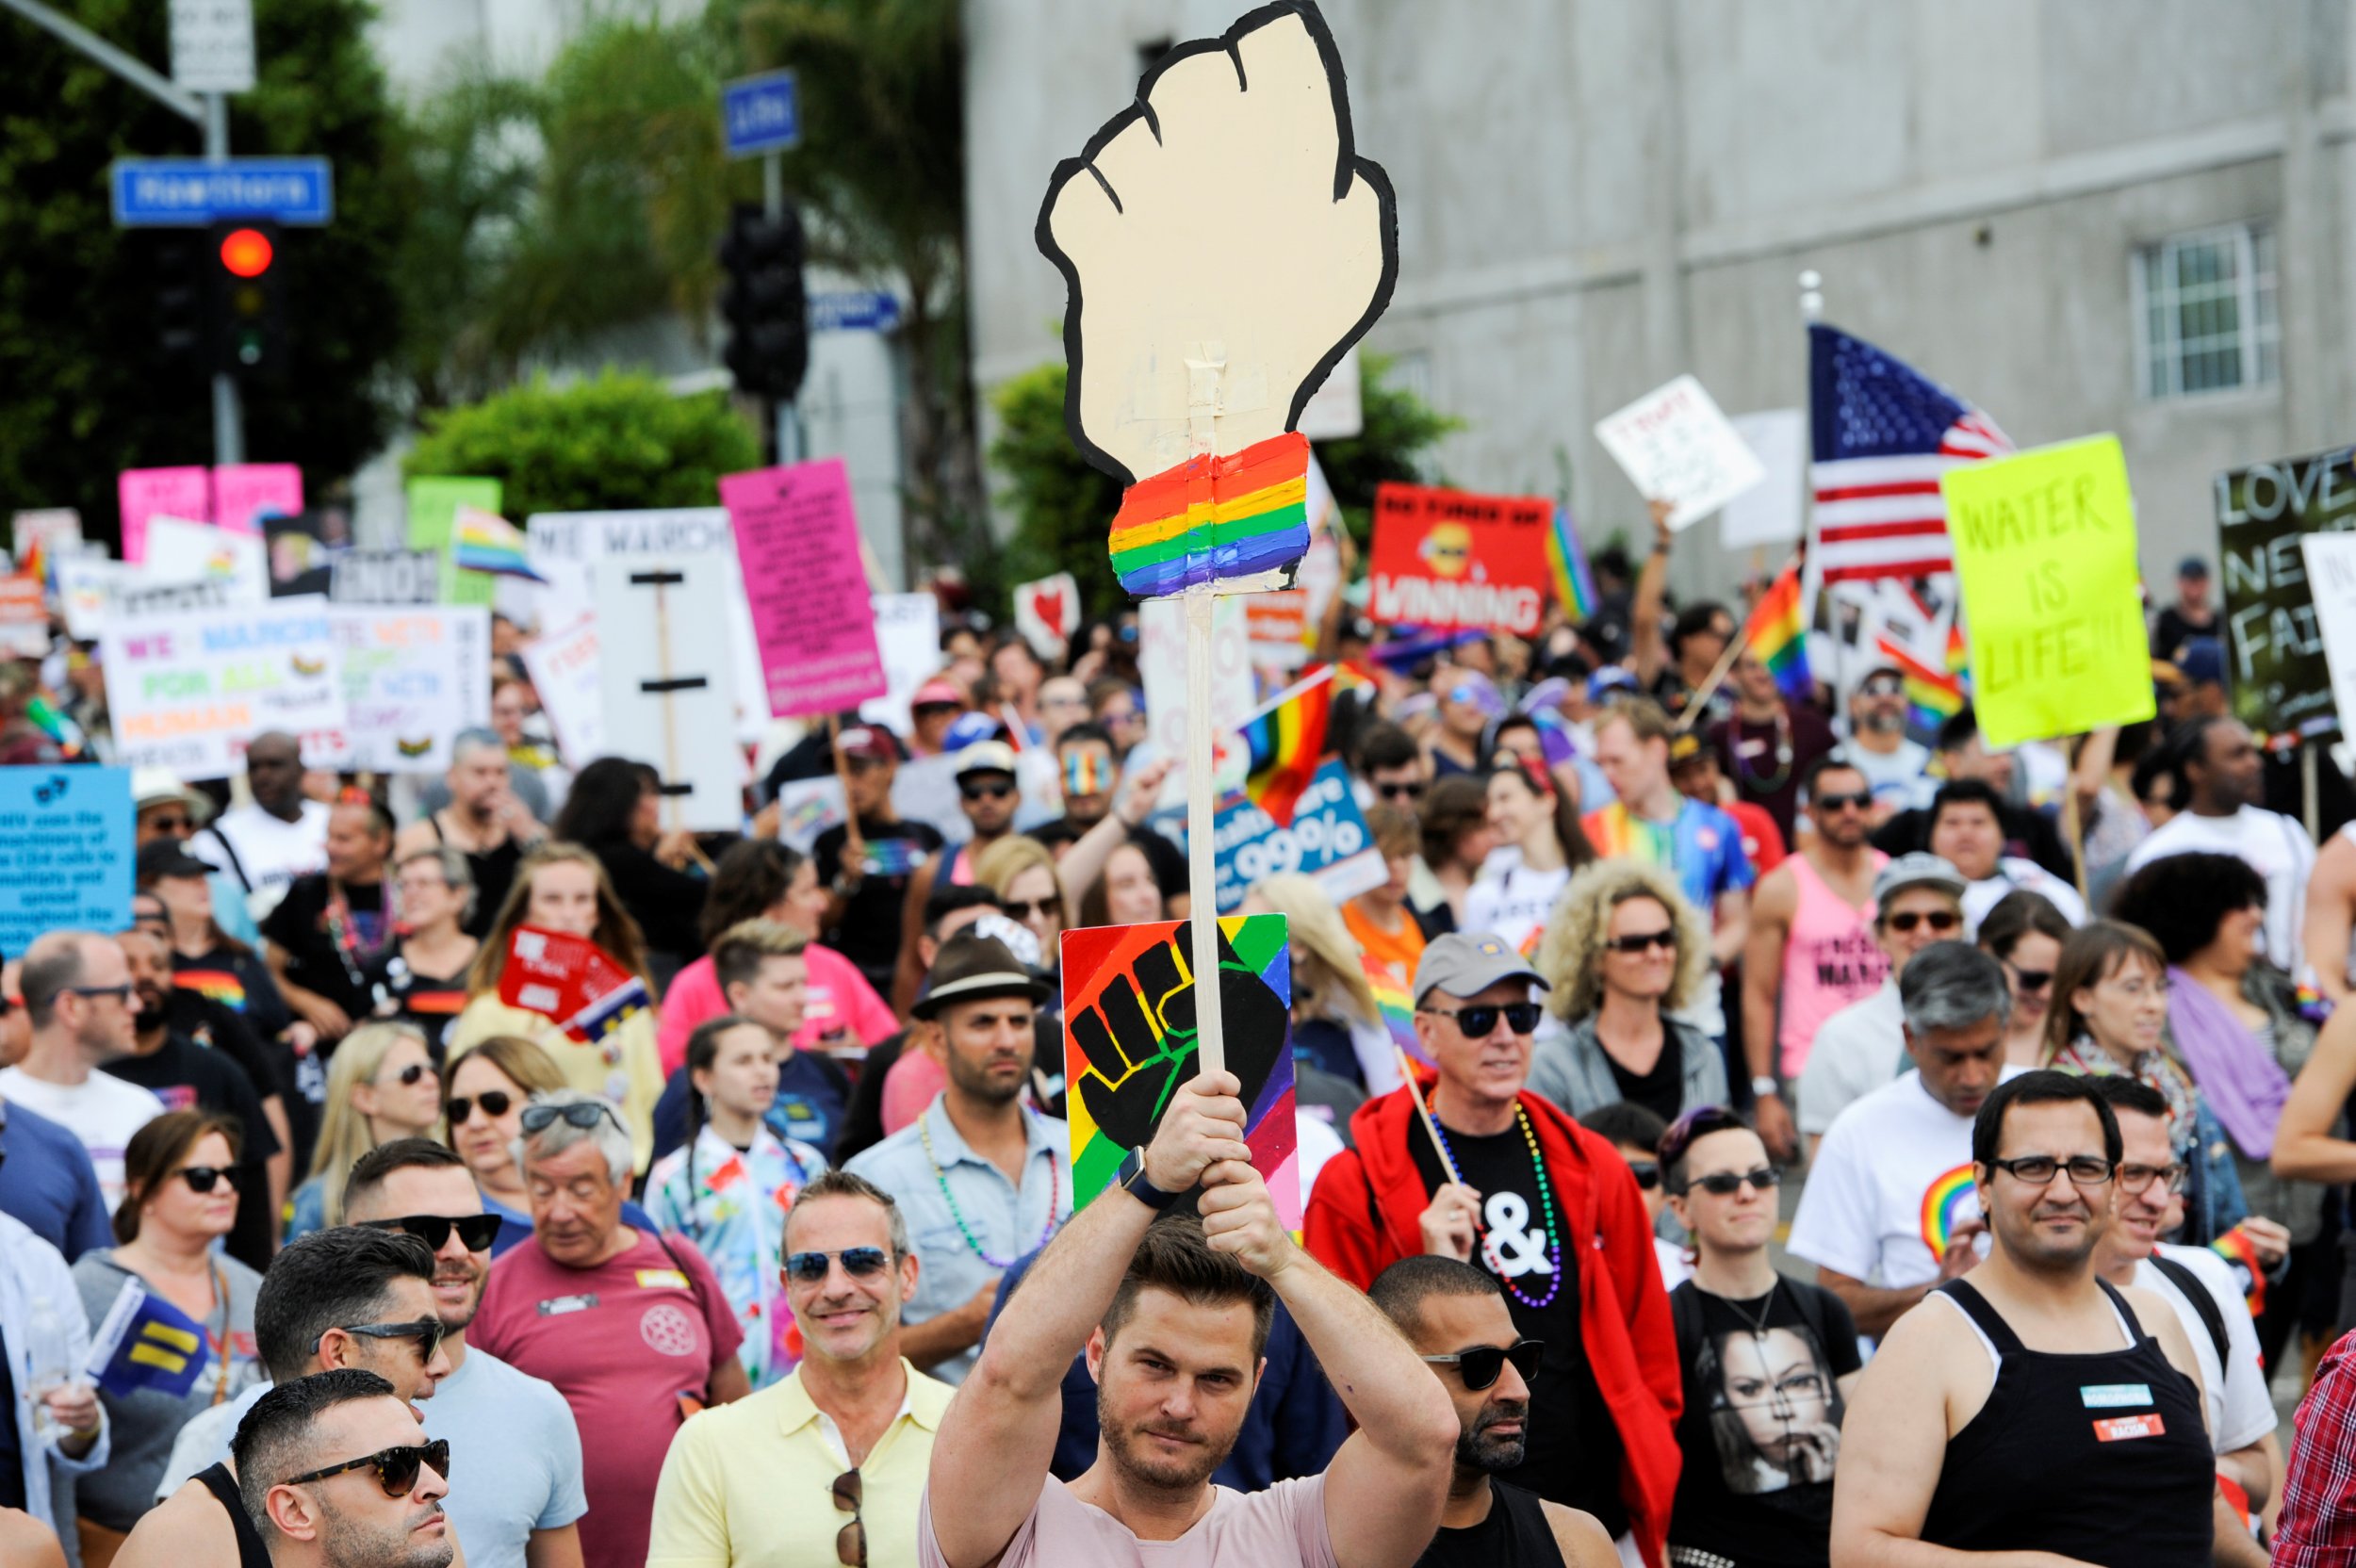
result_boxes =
[647,1357,954,1568]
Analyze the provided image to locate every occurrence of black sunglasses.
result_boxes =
[1886,909,1961,935]
[1682,1166,1781,1197]
[1812,791,1873,814]
[1421,1338,1545,1392]
[360,1213,501,1253]
[518,1102,622,1136]
[384,1062,437,1087]
[283,1439,450,1499]
[174,1165,242,1194]
[2004,963,2053,992]
[831,1468,865,1568]
[444,1089,513,1124]
[1605,929,1677,955]
[959,780,1015,802]
[314,1316,446,1361]
[786,1247,892,1282]
[1626,1160,1661,1191]
[1000,898,1058,922]
[144,814,197,834]
[1376,781,1427,802]
[1418,1002,1544,1037]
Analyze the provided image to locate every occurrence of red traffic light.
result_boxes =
[219,227,274,278]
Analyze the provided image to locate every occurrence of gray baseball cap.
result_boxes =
[1873,851,1967,906]
[1413,931,1550,1007]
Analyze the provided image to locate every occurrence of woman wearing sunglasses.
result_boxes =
[1660,1106,1860,1568]
[70,1111,265,1559]
[1530,858,1726,1122]
[442,1034,567,1257]
[285,1023,441,1241]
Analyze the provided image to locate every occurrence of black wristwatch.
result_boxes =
[1116,1149,1186,1211]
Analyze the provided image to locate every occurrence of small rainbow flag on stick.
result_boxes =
[1875,633,1966,730]
[453,506,546,582]
[1741,562,1812,702]
[1545,506,1597,622]
[1235,663,1366,825]
[1363,956,1428,1068]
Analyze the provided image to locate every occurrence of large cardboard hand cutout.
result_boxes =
[1038,1,1397,597]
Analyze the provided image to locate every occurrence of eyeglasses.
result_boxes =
[1682,1167,1781,1198]
[1604,930,1677,955]
[1376,781,1427,802]
[314,1317,447,1362]
[2004,963,2053,993]
[1418,1002,1545,1037]
[63,984,135,1004]
[1001,898,1059,922]
[1626,1161,1661,1191]
[1859,678,1906,698]
[359,1213,501,1253]
[1988,1154,2116,1187]
[173,1165,242,1194]
[786,1246,892,1282]
[2116,1161,2189,1196]
[444,1089,513,1124]
[145,814,196,834]
[1421,1338,1545,1392]
[831,1468,866,1568]
[1812,791,1873,814]
[518,1102,623,1136]
[959,780,1015,802]
[1885,909,1961,935]
[283,1439,450,1499]
[383,1062,437,1088]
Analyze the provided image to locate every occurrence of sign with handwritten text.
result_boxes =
[2216,446,2356,740]
[329,607,490,773]
[100,599,349,775]
[719,458,886,718]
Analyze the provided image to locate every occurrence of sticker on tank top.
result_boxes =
[2079,1383,2153,1409]
[2091,1413,2168,1442]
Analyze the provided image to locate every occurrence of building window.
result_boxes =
[2133,222,2280,400]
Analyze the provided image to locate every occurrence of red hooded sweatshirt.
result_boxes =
[1303,1075,1683,1568]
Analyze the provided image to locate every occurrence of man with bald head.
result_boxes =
[0,931,161,1206]
[191,731,331,921]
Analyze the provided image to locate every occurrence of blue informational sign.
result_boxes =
[723,71,802,158]
[0,767,133,957]
[1204,759,1387,913]
[110,157,335,227]
[810,291,903,333]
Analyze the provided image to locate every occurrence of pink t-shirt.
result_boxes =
[469,1228,744,1568]
[1776,852,1891,1079]
[920,1475,1336,1568]
[656,942,899,1076]
[882,1048,948,1137]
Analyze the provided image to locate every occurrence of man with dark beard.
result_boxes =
[1370,1256,1618,1568]
[232,1370,453,1568]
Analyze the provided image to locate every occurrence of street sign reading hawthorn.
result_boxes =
[111,158,335,227]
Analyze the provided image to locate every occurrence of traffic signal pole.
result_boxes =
[205,92,243,466]
[763,150,799,466]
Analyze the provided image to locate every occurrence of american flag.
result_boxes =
[1808,323,2011,582]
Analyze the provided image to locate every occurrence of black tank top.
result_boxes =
[1415,1480,1567,1568]
[1919,1278,2211,1566]
[197,1461,272,1568]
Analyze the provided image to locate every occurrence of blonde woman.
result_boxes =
[1530,858,1726,1121]
[974,835,1066,965]
[447,841,666,1171]
[1239,873,1397,1093]
[284,1021,441,1239]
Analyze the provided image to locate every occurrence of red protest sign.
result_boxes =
[498,925,634,1023]
[1366,482,1553,635]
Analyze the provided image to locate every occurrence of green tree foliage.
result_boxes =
[988,355,1461,622]
[0,0,413,546]
[402,371,761,517]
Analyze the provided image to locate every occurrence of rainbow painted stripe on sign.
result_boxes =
[1544,506,1598,622]
[1106,433,1312,598]
[1920,1163,1978,1258]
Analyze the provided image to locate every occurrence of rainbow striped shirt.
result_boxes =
[1106,432,1311,597]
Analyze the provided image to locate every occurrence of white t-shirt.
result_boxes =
[1961,858,2088,934]
[190,800,331,918]
[1788,1066,2022,1289]
[1836,738,1934,813]
[1795,982,1907,1135]
[0,1068,163,1210]
[1464,849,1570,958]
[2125,806,2316,969]
[1655,1235,1693,1290]
[2135,1244,2274,1457]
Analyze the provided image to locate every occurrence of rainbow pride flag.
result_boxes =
[1545,506,1597,622]
[1105,432,1310,598]
[1874,632,1965,730]
[1362,956,1428,1068]
[1741,564,1811,702]
[1235,664,1366,825]
[452,506,546,583]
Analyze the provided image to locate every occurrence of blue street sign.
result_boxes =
[723,71,801,159]
[111,158,335,227]
[810,291,902,334]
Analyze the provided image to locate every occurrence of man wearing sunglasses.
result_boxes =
[1658,1107,1861,1568]
[1305,933,1682,1567]
[1833,1071,2222,1567]
[133,768,264,949]
[890,741,1025,1018]
[344,1139,588,1568]
[0,930,163,1210]
[1742,757,1890,1161]
[1833,664,1934,821]
[0,948,112,1263]
[1928,778,2086,934]
[231,1369,452,1568]
[1789,943,2021,1340]
[1366,1256,1619,1568]
[1793,853,1970,1156]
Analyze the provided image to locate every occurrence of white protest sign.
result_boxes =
[1138,594,1252,811]
[2299,532,2356,748]
[1719,408,1807,549]
[143,516,268,605]
[859,593,943,739]
[1594,374,1766,531]
[1012,573,1081,661]
[101,598,349,775]
[330,549,441,606]
[329,607,491,773]
[518,615,604,766]
[596,556,745,831]
[774,775,845,855]
[892,753,970,846]
[12,508,82,565]
[55,557,123,642]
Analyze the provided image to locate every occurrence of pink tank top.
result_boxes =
[1777,851,1892,1078]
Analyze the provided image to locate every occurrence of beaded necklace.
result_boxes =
[1427,1096,1563,1309]
[323,875,401,993]
[918,1109,1061,1268]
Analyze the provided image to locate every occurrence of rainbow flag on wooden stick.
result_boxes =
[453,506,546,582]
[1236,664,1359,826]
[1742,564,1811,702]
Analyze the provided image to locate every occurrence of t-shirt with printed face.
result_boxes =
[1408,1118,1624,1536]
[469,1228,743,1568]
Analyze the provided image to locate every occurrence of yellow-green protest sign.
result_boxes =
[1941,434,2155,747]
[405,477,500,608]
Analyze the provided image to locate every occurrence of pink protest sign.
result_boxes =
[719,458,886,719]
[213,465,304,534]
[118,466,211,564]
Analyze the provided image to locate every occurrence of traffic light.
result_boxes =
[718,204,808,400]
[148,232,209,377]
[208,219,286,377]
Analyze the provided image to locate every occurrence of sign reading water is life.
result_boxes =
[0,768,133,961]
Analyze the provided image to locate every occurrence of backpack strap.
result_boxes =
[2150,1251,2230,1367]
